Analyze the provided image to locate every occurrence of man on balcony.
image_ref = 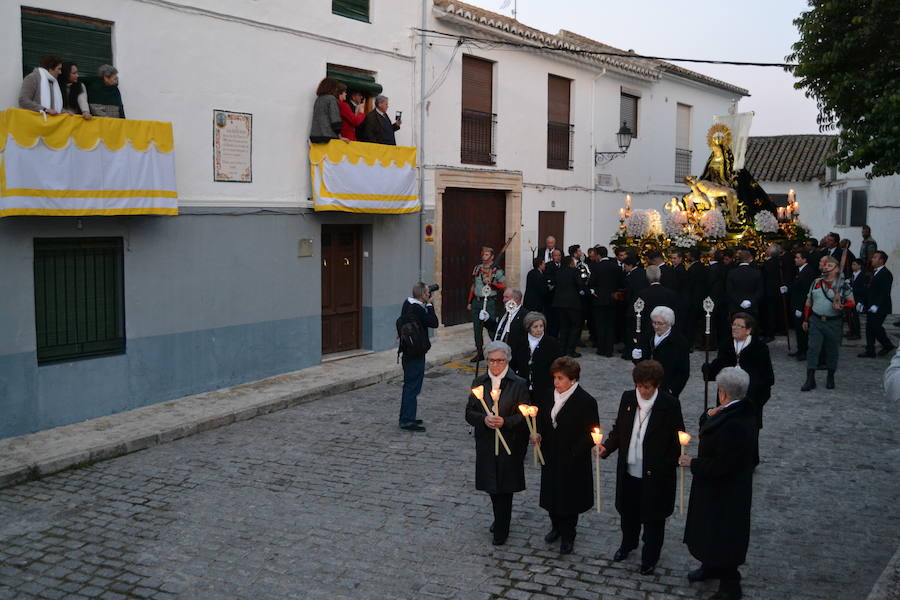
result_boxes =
[360,95,401,145]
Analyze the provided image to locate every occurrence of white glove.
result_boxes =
[631,348,642,359]
[857,303,865,313]
[478,309,490,322]
[794,310,803,318]
[779,286,788,294]
[869,305,879,313]
[740,300,751,309]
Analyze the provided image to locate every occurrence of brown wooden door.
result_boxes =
[321,225,361,354]
[441,188,506,326]
[538,211,565,251]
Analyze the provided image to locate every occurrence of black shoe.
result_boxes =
[639,563,656,575]
[492,536,507,546]
[568,352,582,358]
[414,419,424,424]
[858,351,877,358]
[400,423,426,432]
[544,528,560,543]
[826,370,835,389]
[687,567,709,583]
[559,540,574,554]
[801,369,816,392]
[613,547,632,561]
[795,353,807,361]
[878,345,896,356]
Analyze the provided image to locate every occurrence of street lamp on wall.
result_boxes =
[595,122,633,165]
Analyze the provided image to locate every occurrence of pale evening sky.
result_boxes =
[461,0,822,136]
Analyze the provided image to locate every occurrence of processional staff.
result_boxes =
[702,296,714,412]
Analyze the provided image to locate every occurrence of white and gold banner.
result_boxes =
[0,108,177,217]
[309,140,418,214]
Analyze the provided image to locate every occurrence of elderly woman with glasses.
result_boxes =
[632,305,690,398]
[510,311,564,403]
[702,312,774,465]
[465,341,531,546]
[530,356,600,555]
[680,367,757,600]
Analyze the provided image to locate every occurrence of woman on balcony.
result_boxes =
[340,90,366,141]
[58,63,91,120]
[309,78,348,144]
[18,54,63,115]
[87,65,125,119]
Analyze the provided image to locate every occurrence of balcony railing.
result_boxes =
[461,109,496,165]
[674,148,692,183]
[547,121,574,170]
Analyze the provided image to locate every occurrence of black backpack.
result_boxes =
[396,310,429,360]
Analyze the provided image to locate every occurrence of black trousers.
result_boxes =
[591,304,615,355]
[793,314,808,354]
[865,311,892,352]
[490,493,513,541]
[619,474,666,566]
[558,308,583,355]
[549,512,579,543]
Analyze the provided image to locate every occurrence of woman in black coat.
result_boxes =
[464,341,531,546]
[703,312,774,464]
[531,356,600,554]
[633,305,691,398]
[510,311,565,403]
[680,366,757,600]
[601,360,685,575]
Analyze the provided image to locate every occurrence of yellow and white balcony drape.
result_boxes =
[0,108,177,217]
[309,140,418,214]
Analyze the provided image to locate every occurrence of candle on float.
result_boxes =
[777,207,785,220]
[678,431,691,515]
[788,189,795,203]
[619,207,625,219]
[625,194,632,208]
[591,426,603,512]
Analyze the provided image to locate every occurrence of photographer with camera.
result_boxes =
[396,282,440,432]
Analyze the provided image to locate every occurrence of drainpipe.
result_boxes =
[590,68,607,245]
[418,0,427,281]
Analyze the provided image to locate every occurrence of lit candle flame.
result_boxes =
[517,404,530,417]
[678,431,691,446]
[619,207,625,218]
[527,406,538,418]
[490,389,501,403]
[590,426,603,445]
[625,194,632,207]
[471,387,484,401]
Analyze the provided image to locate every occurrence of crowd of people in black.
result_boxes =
[18,54,125,119]
[309,77,401,145]
[448,226,894,600]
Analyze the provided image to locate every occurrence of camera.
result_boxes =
[395,110,402,121]
[427,283,440,293]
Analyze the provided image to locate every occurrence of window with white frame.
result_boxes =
[835,189,868,226]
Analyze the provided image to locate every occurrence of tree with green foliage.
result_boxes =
[788,0,900,177]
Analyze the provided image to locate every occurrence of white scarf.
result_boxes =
[37,68,63,112]
[627,389,658,477]
[489,366,509,393]
[551,382,579,428]
[734,335,751,356]
[653,328,671,349]
[527,333,541,354]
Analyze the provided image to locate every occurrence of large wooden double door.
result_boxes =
[321,225,361,355]
[441,188,507,326]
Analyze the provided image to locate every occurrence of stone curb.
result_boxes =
[867,543,900,600]
[0,326,476,489]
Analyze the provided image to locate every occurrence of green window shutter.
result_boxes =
[326,67,383,96]
[34,238,125,364]
[332,0,370,22]
[21,8,113,79]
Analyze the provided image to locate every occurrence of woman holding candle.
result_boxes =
[465,341,531,546]
[599,360,685,575]
[680,367,756,600]
[510,312,564,403]
[530,356,600,554]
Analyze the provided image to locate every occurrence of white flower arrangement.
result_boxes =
[663,210,689,238]
[624,210,648,237]
[646,209,663,236]
[671,231,701,248]
[700,209,727,239]
[754,210,779,234]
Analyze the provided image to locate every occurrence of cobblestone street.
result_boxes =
[1,337,898,600]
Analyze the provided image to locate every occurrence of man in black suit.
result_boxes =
[668,249,687,294]
[552,256,584,357]
[523,257,550,315]
[726,249,763,317]
[822,232,843,263]
[494,288,527,351]
[637,265,682,337]
[589,246,620,356]
[847,258,869,340]
[359,95,401,145]
[622,256,649,360]
[646,251,677,291]
[790,250,817,361]
[804,238,822,275]
[544,249,563,337]
[681,249,707,347]
[707,249,732,347]
[761,244,788,343]
[601,360,685,575]
[537,235,559,264]
[859,251,895,357]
